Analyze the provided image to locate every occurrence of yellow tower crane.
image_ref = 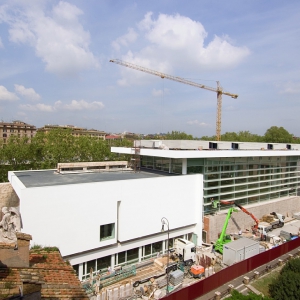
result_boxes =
[110,59,238,141]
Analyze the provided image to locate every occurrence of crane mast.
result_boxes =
[110,59,238,141]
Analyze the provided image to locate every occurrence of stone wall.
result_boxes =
[0,182,19,209]
[204,196,300,243]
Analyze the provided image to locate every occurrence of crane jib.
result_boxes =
[110,59,238,141]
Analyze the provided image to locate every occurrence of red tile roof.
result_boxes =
[0,249,89,299]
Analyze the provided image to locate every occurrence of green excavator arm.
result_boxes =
[214,207,238,254]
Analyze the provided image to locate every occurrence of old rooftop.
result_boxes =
[0,248,89,299]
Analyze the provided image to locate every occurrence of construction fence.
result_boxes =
[163,237,300,300]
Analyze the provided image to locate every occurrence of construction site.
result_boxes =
[3,59,300,299]
[81,197,300,300]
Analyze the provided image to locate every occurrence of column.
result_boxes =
[79,263,84,281]
[111,254,115,268]
[138,246,143,262]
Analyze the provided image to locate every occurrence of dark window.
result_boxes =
[209,142,218,149]
[100,223,115,241]
[87,259,95,273]
[232,143,239,150]
[117,251,126,264]
[97,255,111,270]
[73,264,79,276]
[127,248,139,262]
[144,244,151,256]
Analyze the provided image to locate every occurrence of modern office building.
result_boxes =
[6,139,300,281]
[112,139,300,242]
[0,120,36,144]
[113,140,300,214]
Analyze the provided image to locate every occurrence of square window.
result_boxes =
[100,223,115,241]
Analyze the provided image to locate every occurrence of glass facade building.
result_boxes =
[141,155,300,215]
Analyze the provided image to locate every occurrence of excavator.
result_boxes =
[220,200,260,233]
[214,207,238,254]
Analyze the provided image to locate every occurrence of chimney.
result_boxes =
[0,232,32,267]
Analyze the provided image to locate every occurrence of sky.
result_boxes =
[0,0,299,138]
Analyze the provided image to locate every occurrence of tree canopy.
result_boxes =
[201,126,296,143]
[165,131,194,140]
[0,129,132,182]
[269,258,300,300]
[264,126,294,143]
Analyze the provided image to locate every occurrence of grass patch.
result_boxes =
[251,269,281,297]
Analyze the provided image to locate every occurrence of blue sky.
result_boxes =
[0,0,299,138]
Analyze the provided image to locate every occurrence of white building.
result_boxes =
[8,165,202,280]
[7,139,300,280]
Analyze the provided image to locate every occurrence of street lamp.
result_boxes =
[161,217,170,294]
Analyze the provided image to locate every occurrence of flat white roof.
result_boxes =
[10,169,170,188]
[111,147,300,159]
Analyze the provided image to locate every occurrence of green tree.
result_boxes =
[269,258,300,300]
[165,131,194,140]
[2,135,31,166]
[237,131,263,142]
[40,128,76,168]
[264,126,294,143]
[200,135,216,141]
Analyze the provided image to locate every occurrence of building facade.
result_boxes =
[8,166,202,281]
[112,140,300,215]
[37,124,106,139]
[0,120,36,144]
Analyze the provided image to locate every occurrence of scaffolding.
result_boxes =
[82,265,136,294]
[131,140,141,173]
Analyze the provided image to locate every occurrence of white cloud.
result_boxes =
[0,86,19,101]
[114,12,250,85]
[56,99,105,110]
[14,84,41,101]
[19,99,104,112]
[19,103,54,112]
[112,28,138,51]
[279,82,300,94]
[1,1,98,76]
[187,120,209,127]
[152,88,170,97]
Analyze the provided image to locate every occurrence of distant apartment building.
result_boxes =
[37,124,106,139]
[0,120,37,144]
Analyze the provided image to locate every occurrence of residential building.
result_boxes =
[37,124,106,139]
[0,120,36,144]
[5,139,300,282]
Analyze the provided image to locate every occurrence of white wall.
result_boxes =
[10,172,202,258]
[118,175,202,242]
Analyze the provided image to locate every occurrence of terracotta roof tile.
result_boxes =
[0,249,89,299]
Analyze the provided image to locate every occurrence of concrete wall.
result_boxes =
[205,196,300,243]
[0,183,19,210]
[9,173,203,258]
